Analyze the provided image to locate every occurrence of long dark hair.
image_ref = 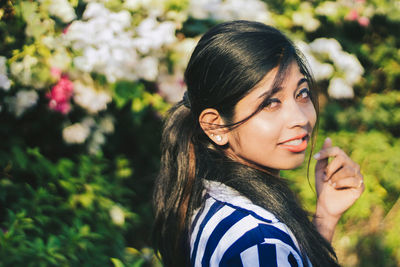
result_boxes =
[153,20,339,267]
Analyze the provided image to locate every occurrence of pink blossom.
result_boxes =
[358,17,370,27]
[46,75,74,114]
[346,9,359,21]
[49,99,71,114]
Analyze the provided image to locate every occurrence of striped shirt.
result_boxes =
[190,181,311,267]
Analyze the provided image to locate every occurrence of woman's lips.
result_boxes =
[278,134,309,153]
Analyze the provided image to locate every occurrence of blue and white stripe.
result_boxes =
[190,181,311,267]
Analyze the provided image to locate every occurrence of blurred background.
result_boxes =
[0,0,399,266]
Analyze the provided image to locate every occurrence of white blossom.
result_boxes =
[0,56,11,91]
[134,16,176,54]
[62,116,109,152]
[48,48,72,71]
[138,57,159,81]
[315,1,340,17]
[81,116,96,129]
[62,122,91,144]
[308,58,335,81]
[65,3,139,82]
[109,205,125,226]
[189,0,271,23]
[165,9,189,25]
[307,38,364,99]
[123,0,165,14]
[328,77,354,99]
[0,75,10,91]
[65,2,179,83]
[10,55,38,86]
[85,116,114,154]
[309,38,364,84]
[315,63,335,81]
[88,129,106,154]
[331,52,364,84]
[7,90,39,117]
[99,115,114,134]
[73,81,111,114]
[292,3,320,32]
[83,0,110,3]
[64,21,94,50]
[42,36,56,49]
[216,0,271,23]
[47,0,77,23]
[309,38,342,57]
[123,0,145,10]
[82,2,110,19]
[296,41,334,81]
[292,13,317,32]
[188,0,221,19]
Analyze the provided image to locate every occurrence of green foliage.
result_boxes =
[113,81,145,109]
[321,91,400,137]
[0,149,122,265]
[0,144,162,265]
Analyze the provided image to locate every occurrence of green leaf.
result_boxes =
[11,146,28,169]
[132,259,145,267]
[112,81,145,108]
[111,258,125,267]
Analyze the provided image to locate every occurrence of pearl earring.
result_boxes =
[215,135,222,142]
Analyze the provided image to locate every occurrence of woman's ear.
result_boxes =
[199,108,228,146]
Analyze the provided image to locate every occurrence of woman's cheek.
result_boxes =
[302,103,317,129]
[309,105,317,128]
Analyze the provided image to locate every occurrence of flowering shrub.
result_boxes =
[1,0,399,266]
[297,38,364,99]
[46,74,74,114]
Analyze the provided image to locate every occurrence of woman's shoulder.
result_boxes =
[190,181,306,267]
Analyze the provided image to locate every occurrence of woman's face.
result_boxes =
[225,62,317,171]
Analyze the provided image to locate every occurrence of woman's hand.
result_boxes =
[312,137,364,242]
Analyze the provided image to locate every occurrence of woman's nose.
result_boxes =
[285,102,308,128]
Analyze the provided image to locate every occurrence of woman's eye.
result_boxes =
[264,98,280,110]
[297,88,311,101]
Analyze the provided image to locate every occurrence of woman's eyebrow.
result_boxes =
[257,86,282,100]
[298,77,308,87]
[257,77,308,100]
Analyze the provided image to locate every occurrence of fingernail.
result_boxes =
[313,153,320,159]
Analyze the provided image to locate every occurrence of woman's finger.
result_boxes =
[314,146,346,161]
[329,165,359,184]
[314,137,332,176]
[324,154,346,181]
[330,176,364,190]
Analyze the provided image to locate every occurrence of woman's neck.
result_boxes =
[224,147,280,176]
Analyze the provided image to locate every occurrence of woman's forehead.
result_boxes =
[251,63,304,98]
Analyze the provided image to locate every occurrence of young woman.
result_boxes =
[153,20,364,267]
